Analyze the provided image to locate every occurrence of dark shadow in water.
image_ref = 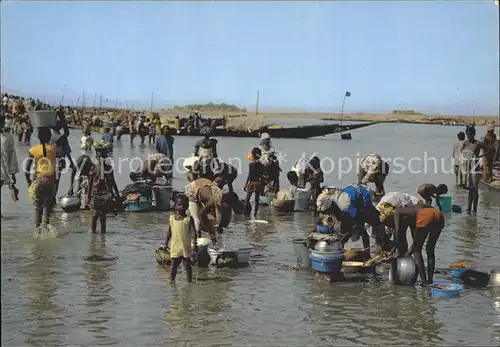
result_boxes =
[23,241,66,347]
[453,215,479,262]
[77,235,116,340]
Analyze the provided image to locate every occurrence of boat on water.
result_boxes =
[70,121,377,139]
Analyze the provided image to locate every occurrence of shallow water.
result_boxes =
[2,120,500,346]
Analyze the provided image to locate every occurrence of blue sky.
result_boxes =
[1,1,498,115]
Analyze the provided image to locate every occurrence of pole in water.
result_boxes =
[150,92,154,112]
[256,90,260,115]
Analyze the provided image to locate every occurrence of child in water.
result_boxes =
[87,142,120,233]
[244,147,264,217]
[164,194,197,282]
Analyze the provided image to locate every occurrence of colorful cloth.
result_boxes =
[29,175,55,206]
[416,208,444,228]
[29,143,57,177]
[337,184,373,218]
[185,178,223,228]
[360,153,382,175]
[169,215,194,258]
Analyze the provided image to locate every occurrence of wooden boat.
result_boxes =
[479,180,500,192]
[71,121,377,139]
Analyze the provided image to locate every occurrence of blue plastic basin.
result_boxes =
[309,250,344,274]
[430,282,463,297]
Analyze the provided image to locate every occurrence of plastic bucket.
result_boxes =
[437,195,452,213]
[430,282,463,297]
[153,186,173,211]
[292,238,310,268]
[309,251,344,274]
[28,111,58,128]
[451,268,471,280]
[294,189,311,211]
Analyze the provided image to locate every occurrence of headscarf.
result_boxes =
[377,202,396,222]
[316,192,334,212]
[487,123,495,132]
[200,126,212,136]
[260,132,270,141]
[334,191,351,212]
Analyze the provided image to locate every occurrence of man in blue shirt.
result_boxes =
[156,125,174,165]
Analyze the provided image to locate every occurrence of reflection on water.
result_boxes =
[2,123,500,345]
[23,241,66,347]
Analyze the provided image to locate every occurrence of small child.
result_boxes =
[164,194,197,282]
[417,183,448,211]
[87,143,120,233]
[244,147,264,217]
[80,130,94,152]
[148,123,156,144]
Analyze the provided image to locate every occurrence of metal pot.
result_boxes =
[314,241,343,252]
[389,256,418,286]
[489,269,500,287]
[59,196,81,211]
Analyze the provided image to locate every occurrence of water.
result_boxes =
[2,120,500,346]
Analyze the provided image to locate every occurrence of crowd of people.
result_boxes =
[1,91,499,284]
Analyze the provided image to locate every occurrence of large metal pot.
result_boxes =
[489,269,500,287]
[59,196,81,212]
[314,241,343,252]
[389,256,418,286]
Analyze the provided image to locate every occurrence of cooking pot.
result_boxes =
[489,269,500,287]
[314,241,343,252]
[59,196,81,212]
[389,256,418,286]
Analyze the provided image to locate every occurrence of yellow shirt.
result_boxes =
[29,143,57,177]
[169,215,194,258]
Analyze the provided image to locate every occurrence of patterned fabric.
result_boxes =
[89,165,112,212]
[29,175,55,207]
[200,126,212,136]
[377,202,396,222]
[360,153,382,174]
[184,179,223,228]
[377,192,414,209]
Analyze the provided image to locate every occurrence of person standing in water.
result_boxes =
[453,131,466,187]
[416,183,448,211]
[194,125,218,177]
[0,115,19,204]
[481,123,497,183]
[385,205,444,286]
[156,125,175,166]
[25,127,60,229]
[460,126,487,212]
[163,194,197,283]
[244,147,264,217]
[358,153,389,200]
[259,132,280,195]
[101,125,114,145]
[304,156,324,216]
[87,142,120,233]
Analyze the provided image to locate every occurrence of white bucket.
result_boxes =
[294,189,311,211]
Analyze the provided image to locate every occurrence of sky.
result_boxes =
[1,1,499,115]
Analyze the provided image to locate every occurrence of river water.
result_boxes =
[1,119,499,346]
